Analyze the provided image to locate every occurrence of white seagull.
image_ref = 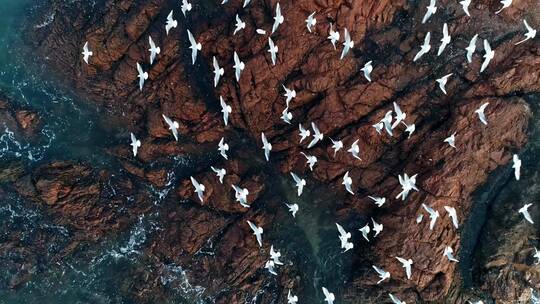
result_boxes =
[187,29,202,65]
[281,107,293,124]
[272,3,284,34]
[392,102,406,129]
[373,265,390,284]
[422,0,437,24]
[480,39,494,73]
[336,223,354,252]
[402,121,416,138]
[422,203,440,230]
[330,138,343,157]
[136,62,148,91]
[444,132,456,148]
[322,287,335,304]
[220,96,232,126]
[165,10,177,35]
[436,73,452,94]
[190,176,205,203]
[368,196,386,207]
[342,171,354,195]
[372,218,383,237]
[82,41,93,64]
[515,19,537,45]
[290,172,306,196]
[414,32,431,62]
[396,257,413,280]
[268,37,278,65]
[287,290,298,304]
[444,206,459,229]
[328,23,340,50]
[460,0,471,16]
[218,137,229,159]
[359,224,370,241]
[233,14,246,35]
[270,245,284,265]
[305,12,316,33]
[265,260,277,275]
[307,122,324,148]
[148,36,160,65]
[397,173,418,201]
[285,203,299,218]
[233,51,245,82]
[300,152,317,171]
[437,23,451,56]
[211,166,226,184]
[232,185,250,208]
[475,102,489,125]
[298,124,310,143]
[518,203,534,224]
[181,0,192,16]
[465,34,478,63]
[495,0,512,14]
[130,133,141,157]
[162,114,180,141]
[347,139,361,160]
[261,132,272,161]
[340,28,354,59]
[283,85,296,107]
[247,220,263,247]
[213,56,224,87]
[443,246,459,262]
[512,154,521,181]
[361,61,373,82]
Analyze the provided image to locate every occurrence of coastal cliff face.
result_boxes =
[3,0,539,302]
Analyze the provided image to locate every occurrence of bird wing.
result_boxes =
[422,203,436,216]
[372,265,385,276]
[524,19,533,31]
[483,39,491,54]
[290,172,301,183]
[213,56,219,72]
[389,294,402,304]
[149,36,156,49]
[187,30,196,47]
[261,132,268,145]
[162,114,173,127]
[336,223,346,236]
[424,32,431,46]
[136,62,143,74]
[311,122,320,135]
[247,220,257,232]
[322,287,330,297]
[190,176,200,188]
[234,51,240,66]
[443,23,449,38]
[220,96,227,110]
[396,256,407,265]
[167,10,173,21]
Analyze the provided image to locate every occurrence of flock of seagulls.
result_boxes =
[78,0,538,302]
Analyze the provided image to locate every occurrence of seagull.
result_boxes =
[268,37,278,65]
[347,139,361,160]
[130,133,141,157]
[436,73,452,94]
[307,122,323,148]
[437,23,451,56]
[218,137,229,159]
[373,265,390,284]
[336,223,354,252]
[287,290,298,304]
[233,51,245,82]
[368,196,386,207]
[414,32,431,62]
[383,111,394,135]
[422,0,437,24]
[165,10,177,35]
[372,218,383,237]
[305,12,316,33]
[460,0,471,16]
[162,114,179,141]
[330,138,343,157]
[495,0,512,14]
[281,107,293,124]
[136,62,148,91]
[512,154,521,181]
[270,245,284,265]
[515,19,537,45]
[480,39,494,73]
[187,30,202,65]
[444,206,459,229]
[396,257,413,280]
[519,203,534,224]
[397,173,418,201]
[361,61,373,82]
[422,203,440,230]
[322,287,335,304]
[82,41,93,64]
[247,220,263,247]
[359,224,370,241]
[392,102,406,129]
[148,36,160,65]
[298,124,310,143]
[328,23,340,50]
[416,214,424,223]
[211,166,226,184]
[232,185,250,208]
[272,3,284,34]
[283,85,296,107]
[256,29,267,35]
[213,56,224,87]
[285,203,299,218]
[181,0,192,16]
[300,152,317,171]
[261,132,272,161]
[290,172,306,196]
[389,293,406,304]
[465,34,478,63]
[475,102,489,125]
[340,28,354,59]
[265,260,277,275]
[373,122,384,135]
[233,14,246,35]
[444,132,456,148]
[402,121,416,138]
[190,176,205,203]
[533,247,540,265]
[342,171,354,195]
[443,246,459,262]
[220,96,232,126]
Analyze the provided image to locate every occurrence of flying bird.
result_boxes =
[437,23,451,56]
[518,203,534,224]
[130,133,141,157]
[396,257,413,280]
[422,203,440,230]
[436,73,452,94]
[218,137,229,159]
[392,102,406,129]
[414,32,431,62]
[285,203,299,218]
[213,56,224,87]
[444,132,456,148]
[233,14,246,35]
[336,223,354,252]
[261,132,272,161]
[211,166,226,184]
[265,260,277,275]
[162,114,179,141]
[181,0,192,16]
[136,62,148,91]
[402,121,416,139]
[298,124,310,143]
[322,287,335,304]
[148,36,160,65]
[327,23,340,49]
[330,138,343,157]
[272,3,284,34]
[270,245,284,265]
[233,51,245,82]
[291,172,306,196]
[359,224,370,241]
[247,220,263,247]
[307,122,324,148]
[495,0,512,14]
[368,196,386,207]
[81,41,93,64]
[372,265,390,284]
[165,10,177,35]
[373,122,384,135]
[347,139,361,160]
[460,0,471,16]
[283,85,296,107]
[475,102,489,125]
[220,96,232,126]
[444,206,459,229]
[342,171,354,195]
[372,218,383,237]
[281,107,293,124]
[190,176,205,203]
[422,0,437,24]
[287,290,298,304]
[480,39,494,73]
[515,19,537,45]
[382,112,394,135]
[443,246,459,262]
[397,173,418,201]
[305,12,316,33]
[465,34,478,63]
[340,28,354,59]
[512,154,521,180]
[187,30,202,65]
[268,37,278,65]
[300,152,317,171]
[232,185,250,208]
[361,61,373,82]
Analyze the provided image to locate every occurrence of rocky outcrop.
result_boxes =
[16,0,540,302]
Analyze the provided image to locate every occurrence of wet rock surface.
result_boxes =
[3,0,539,302]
